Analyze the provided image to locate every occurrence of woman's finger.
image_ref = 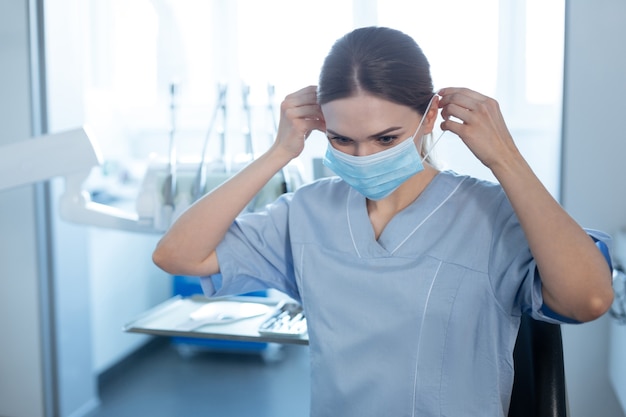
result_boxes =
[438,87,487,105]
[440,102,475,125]
[283,85,318,108]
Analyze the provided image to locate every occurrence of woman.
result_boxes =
[153,27,613,416]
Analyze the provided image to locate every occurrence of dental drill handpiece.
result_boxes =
[192,83,228,201]
[268,83,291,193]
[242,83,254,156]
[219,88,227,173]
[162,82,178,213]
[242,83,262,212]
[267,83,278,139]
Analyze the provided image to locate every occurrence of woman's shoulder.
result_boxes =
[433,170,508,212]
[292,176,349,198]
[435,170,502,194]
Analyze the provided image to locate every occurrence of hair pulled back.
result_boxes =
[317,27,434,115]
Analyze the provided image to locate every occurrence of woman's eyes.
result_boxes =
[378,136,398,146]
[329,136,353,145]
[329,135,399,146]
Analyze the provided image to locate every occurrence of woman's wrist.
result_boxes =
[265,141,300,167]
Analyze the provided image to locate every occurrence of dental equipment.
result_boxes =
[0,127,158,233]
[242,83,254,156]
[47,83,305,234]
[267,83,293,193]
[267,83,278,141]
[0,126,100,192]
[161,82,179,225]
[177,301,271,331]
[192,83,228,201]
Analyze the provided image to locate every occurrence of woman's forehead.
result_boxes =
[321,94,419,135]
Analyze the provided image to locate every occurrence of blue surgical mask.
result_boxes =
[323,96,439,200]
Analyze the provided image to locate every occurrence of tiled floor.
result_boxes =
[85,339,311,417]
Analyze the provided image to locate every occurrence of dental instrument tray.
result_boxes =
[123,295,308,345]
[257,301,307,337]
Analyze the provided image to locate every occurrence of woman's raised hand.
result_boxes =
[437,87,519,172]
[274,85,326,159]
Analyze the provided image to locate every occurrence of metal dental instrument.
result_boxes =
[218,85,227,173]
[267,83,292,193]
[162,82,178,212]
[267,83,278,142]
[242,83,254,156]
[242,83,262,212]
[192,83,228,201]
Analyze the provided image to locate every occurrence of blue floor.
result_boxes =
[86,340,311,417]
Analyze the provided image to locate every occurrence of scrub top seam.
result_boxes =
[391,176,467,255]
[487,196,521,319]
[346,188,362,258]
[411,259,442,416]
[295,245,306,306]
[438,264,465,415]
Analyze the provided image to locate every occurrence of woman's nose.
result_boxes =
[354,143,376,157]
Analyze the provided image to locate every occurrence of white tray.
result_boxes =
[123,295,309,345]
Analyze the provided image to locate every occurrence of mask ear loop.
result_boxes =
[421,130,446,164]
[419,92,446,164]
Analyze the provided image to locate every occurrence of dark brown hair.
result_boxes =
[317,27,434,115]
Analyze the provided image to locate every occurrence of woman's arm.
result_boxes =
[438,87,613,323]
[152,86,325,277]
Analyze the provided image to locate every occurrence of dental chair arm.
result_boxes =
[59,170,161,234]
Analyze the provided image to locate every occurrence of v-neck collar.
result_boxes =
[346,171,466,258]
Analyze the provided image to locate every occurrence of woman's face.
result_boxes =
[321,92,425,157]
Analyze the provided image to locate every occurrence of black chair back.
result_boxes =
[508,314,568,417]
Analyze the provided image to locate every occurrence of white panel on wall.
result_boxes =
[561,1,626,417]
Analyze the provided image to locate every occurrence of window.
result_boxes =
[378,0,564,192]
[79,0,563,194]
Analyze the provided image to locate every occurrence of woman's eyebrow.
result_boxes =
[368,126,403,138]
[326,129,348,139]
[326,126,403,139]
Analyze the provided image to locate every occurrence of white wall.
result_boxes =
[0,1,170,416]
[43,0,172,376]
[41,0,102,414]
[0,1,100,416]
[561,1,626,416]
[0,1,47,416]
[88,229,171,373]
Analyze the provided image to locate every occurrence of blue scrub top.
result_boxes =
[201,170,610,417]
